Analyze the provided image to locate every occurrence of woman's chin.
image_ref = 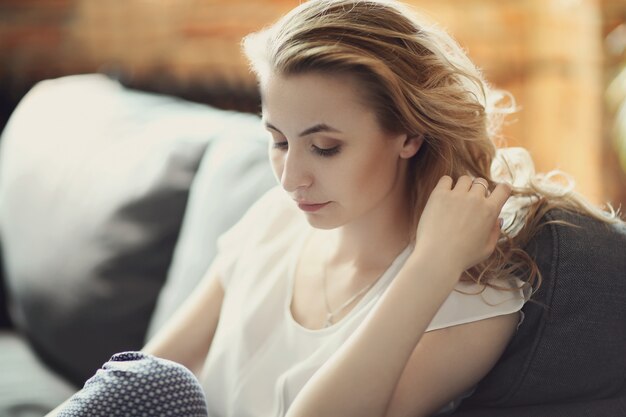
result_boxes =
[302,214,342,230]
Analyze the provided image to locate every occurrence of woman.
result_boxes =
[49,1,621,416]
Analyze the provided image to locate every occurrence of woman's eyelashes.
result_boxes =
[271,140,341,157]
[312,145,341,157]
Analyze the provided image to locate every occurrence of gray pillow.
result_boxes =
[0,74,228,384]
[147,115,276,339]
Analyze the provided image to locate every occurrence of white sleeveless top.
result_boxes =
[200,186,528,417]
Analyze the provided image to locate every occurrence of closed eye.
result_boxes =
[313,145,341,157]
[271,140,341,157]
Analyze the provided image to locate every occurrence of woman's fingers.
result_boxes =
[452,176,512,210]
[451,176,492,196]
[454,176,474,192]
[435,175,453,190]
[415,175,513,272]
[469,178,490,197]
[488,182,512,211]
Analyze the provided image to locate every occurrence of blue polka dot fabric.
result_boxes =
[57,351,208,417]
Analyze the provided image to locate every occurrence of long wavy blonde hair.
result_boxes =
[243,0,622,295]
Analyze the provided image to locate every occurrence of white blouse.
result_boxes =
[200,185,528,417]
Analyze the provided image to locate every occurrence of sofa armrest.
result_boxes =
[452,393,626,417]
[0,331,77,416]
[455,209,626,415]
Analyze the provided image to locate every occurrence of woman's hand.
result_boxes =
[414,175,512,274]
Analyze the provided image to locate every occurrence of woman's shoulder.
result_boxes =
[212,186,304,286]
[247,185,302,233]
[219,185,303,248]
[240,185,291,216]
[426,279,527,332]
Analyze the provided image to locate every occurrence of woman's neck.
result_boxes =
[323,189,412,272]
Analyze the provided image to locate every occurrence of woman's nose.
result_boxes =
[281,149,312,192]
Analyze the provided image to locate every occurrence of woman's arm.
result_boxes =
[383,311,519,417]
[142,266,225,377]
[286,176,512,417]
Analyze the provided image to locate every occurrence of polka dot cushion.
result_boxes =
[57,351,208,417]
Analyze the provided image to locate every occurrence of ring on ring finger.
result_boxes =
[471,178,490,197]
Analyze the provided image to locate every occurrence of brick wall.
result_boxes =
[602,0,626,211]
[1,0,624,206]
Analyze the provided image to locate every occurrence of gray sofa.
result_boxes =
[0,75,624,417]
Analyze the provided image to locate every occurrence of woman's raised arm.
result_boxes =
[286,177,512,417]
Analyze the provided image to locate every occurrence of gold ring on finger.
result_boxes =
[471,179,490,197]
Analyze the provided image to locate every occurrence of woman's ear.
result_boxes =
[399,134,424,159]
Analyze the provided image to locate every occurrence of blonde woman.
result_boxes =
[48,1,623,416]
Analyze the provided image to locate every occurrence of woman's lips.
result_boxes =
[297,202,330,212]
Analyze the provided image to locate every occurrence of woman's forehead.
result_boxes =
[261,87,382,137]
[261,72,375,120]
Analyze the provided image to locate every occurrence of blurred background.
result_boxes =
[1,0,625,208]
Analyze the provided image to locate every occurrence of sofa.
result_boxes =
[0,74,624,417]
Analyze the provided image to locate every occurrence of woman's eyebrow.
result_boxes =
[264,121,342,137]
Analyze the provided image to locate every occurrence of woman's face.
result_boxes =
[261,71,421,229]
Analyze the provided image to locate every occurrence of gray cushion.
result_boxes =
[0,74,230,385]
[0,331,77,417]
[147,115,276,339]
